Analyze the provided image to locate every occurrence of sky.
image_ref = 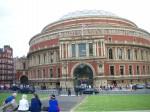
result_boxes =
[0,0,150,57]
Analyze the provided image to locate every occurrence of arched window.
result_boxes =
[108,48,113,59]
[143,66,145,75]
[134,49,138,60]
[49,68,53,78]
[141,50,143,60]
[129,65,132,75]
[38,55,40,64]
[72,44,76,57]
[120,65,124,75]
[57,68,60,77]
[118,48,123,59]
[43,53,46,63]
[127,49,131,60]
[136,65,140,75]
[38,69,41,78]
[43,69,46,78]
[110,65,114,75]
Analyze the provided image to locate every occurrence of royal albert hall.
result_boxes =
[27,10,150,89]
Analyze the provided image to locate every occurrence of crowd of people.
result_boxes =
[2,92,60,112]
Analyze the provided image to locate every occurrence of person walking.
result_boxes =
[30,93,42,112]
[18,94,29,112]
[48,94,60,112]
[68,88,71,96]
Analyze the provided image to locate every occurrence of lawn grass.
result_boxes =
[75,94,150,112]
[0,92,49,106]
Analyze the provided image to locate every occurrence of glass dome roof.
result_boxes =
[60,10,118,20]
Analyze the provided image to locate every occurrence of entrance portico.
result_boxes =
[71,62,95,88]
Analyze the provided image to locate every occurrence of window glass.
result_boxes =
[135,50,137,60]
[72,44,76,57]
[137,65,140,75]
[129,65,132,75]
[79,43,86,57]
[143,66,145,75]
[141,50,143,60]
[127,49,131,60]
[50,69,53,78]
[58,68,60,77]
[120,66,124,75]
[110,66,114,75]
[43,69,45,78]
[38,55,40,64]
[89,43,93,56]
[109,48,113,59]
[118,48,123,59]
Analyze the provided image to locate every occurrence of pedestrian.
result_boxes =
[48,94,60,112]
[3,92,18,112]
[3,93,18,112]
[18,94,29,112]
[30,93,42,112]
[68,88,71,96]
[74,86,79,96]
[4,92,17,104]
[57,87,61,95]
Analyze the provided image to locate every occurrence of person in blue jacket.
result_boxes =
[48,94,60,112]
[30,93,42,112]
[4,92,17,104]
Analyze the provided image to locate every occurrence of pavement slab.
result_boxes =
[41,95,85,112]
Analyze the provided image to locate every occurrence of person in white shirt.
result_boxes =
[18,94,29,112]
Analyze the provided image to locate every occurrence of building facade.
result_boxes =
[0,45,14,88]
[27,10,150,88]
[14,57,29,85]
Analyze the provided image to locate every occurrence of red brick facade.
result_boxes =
[27,10,150,88]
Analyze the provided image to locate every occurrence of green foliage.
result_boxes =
[75,95,150,112]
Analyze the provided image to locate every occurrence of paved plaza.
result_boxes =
[41,95,85,112]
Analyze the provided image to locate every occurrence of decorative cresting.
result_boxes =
[71,62,96,78]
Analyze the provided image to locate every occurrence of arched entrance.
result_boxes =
[20,75,28,85]
[73,64,93,88]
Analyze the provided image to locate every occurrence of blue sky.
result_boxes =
[0,0,150,57]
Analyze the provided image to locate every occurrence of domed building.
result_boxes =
[27,10,150,89]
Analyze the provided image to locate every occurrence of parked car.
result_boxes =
[82,88,99,94]
[10,85,20,91]
[132,84,145,89]
[19,86,35,94]
[145,84,150,89]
